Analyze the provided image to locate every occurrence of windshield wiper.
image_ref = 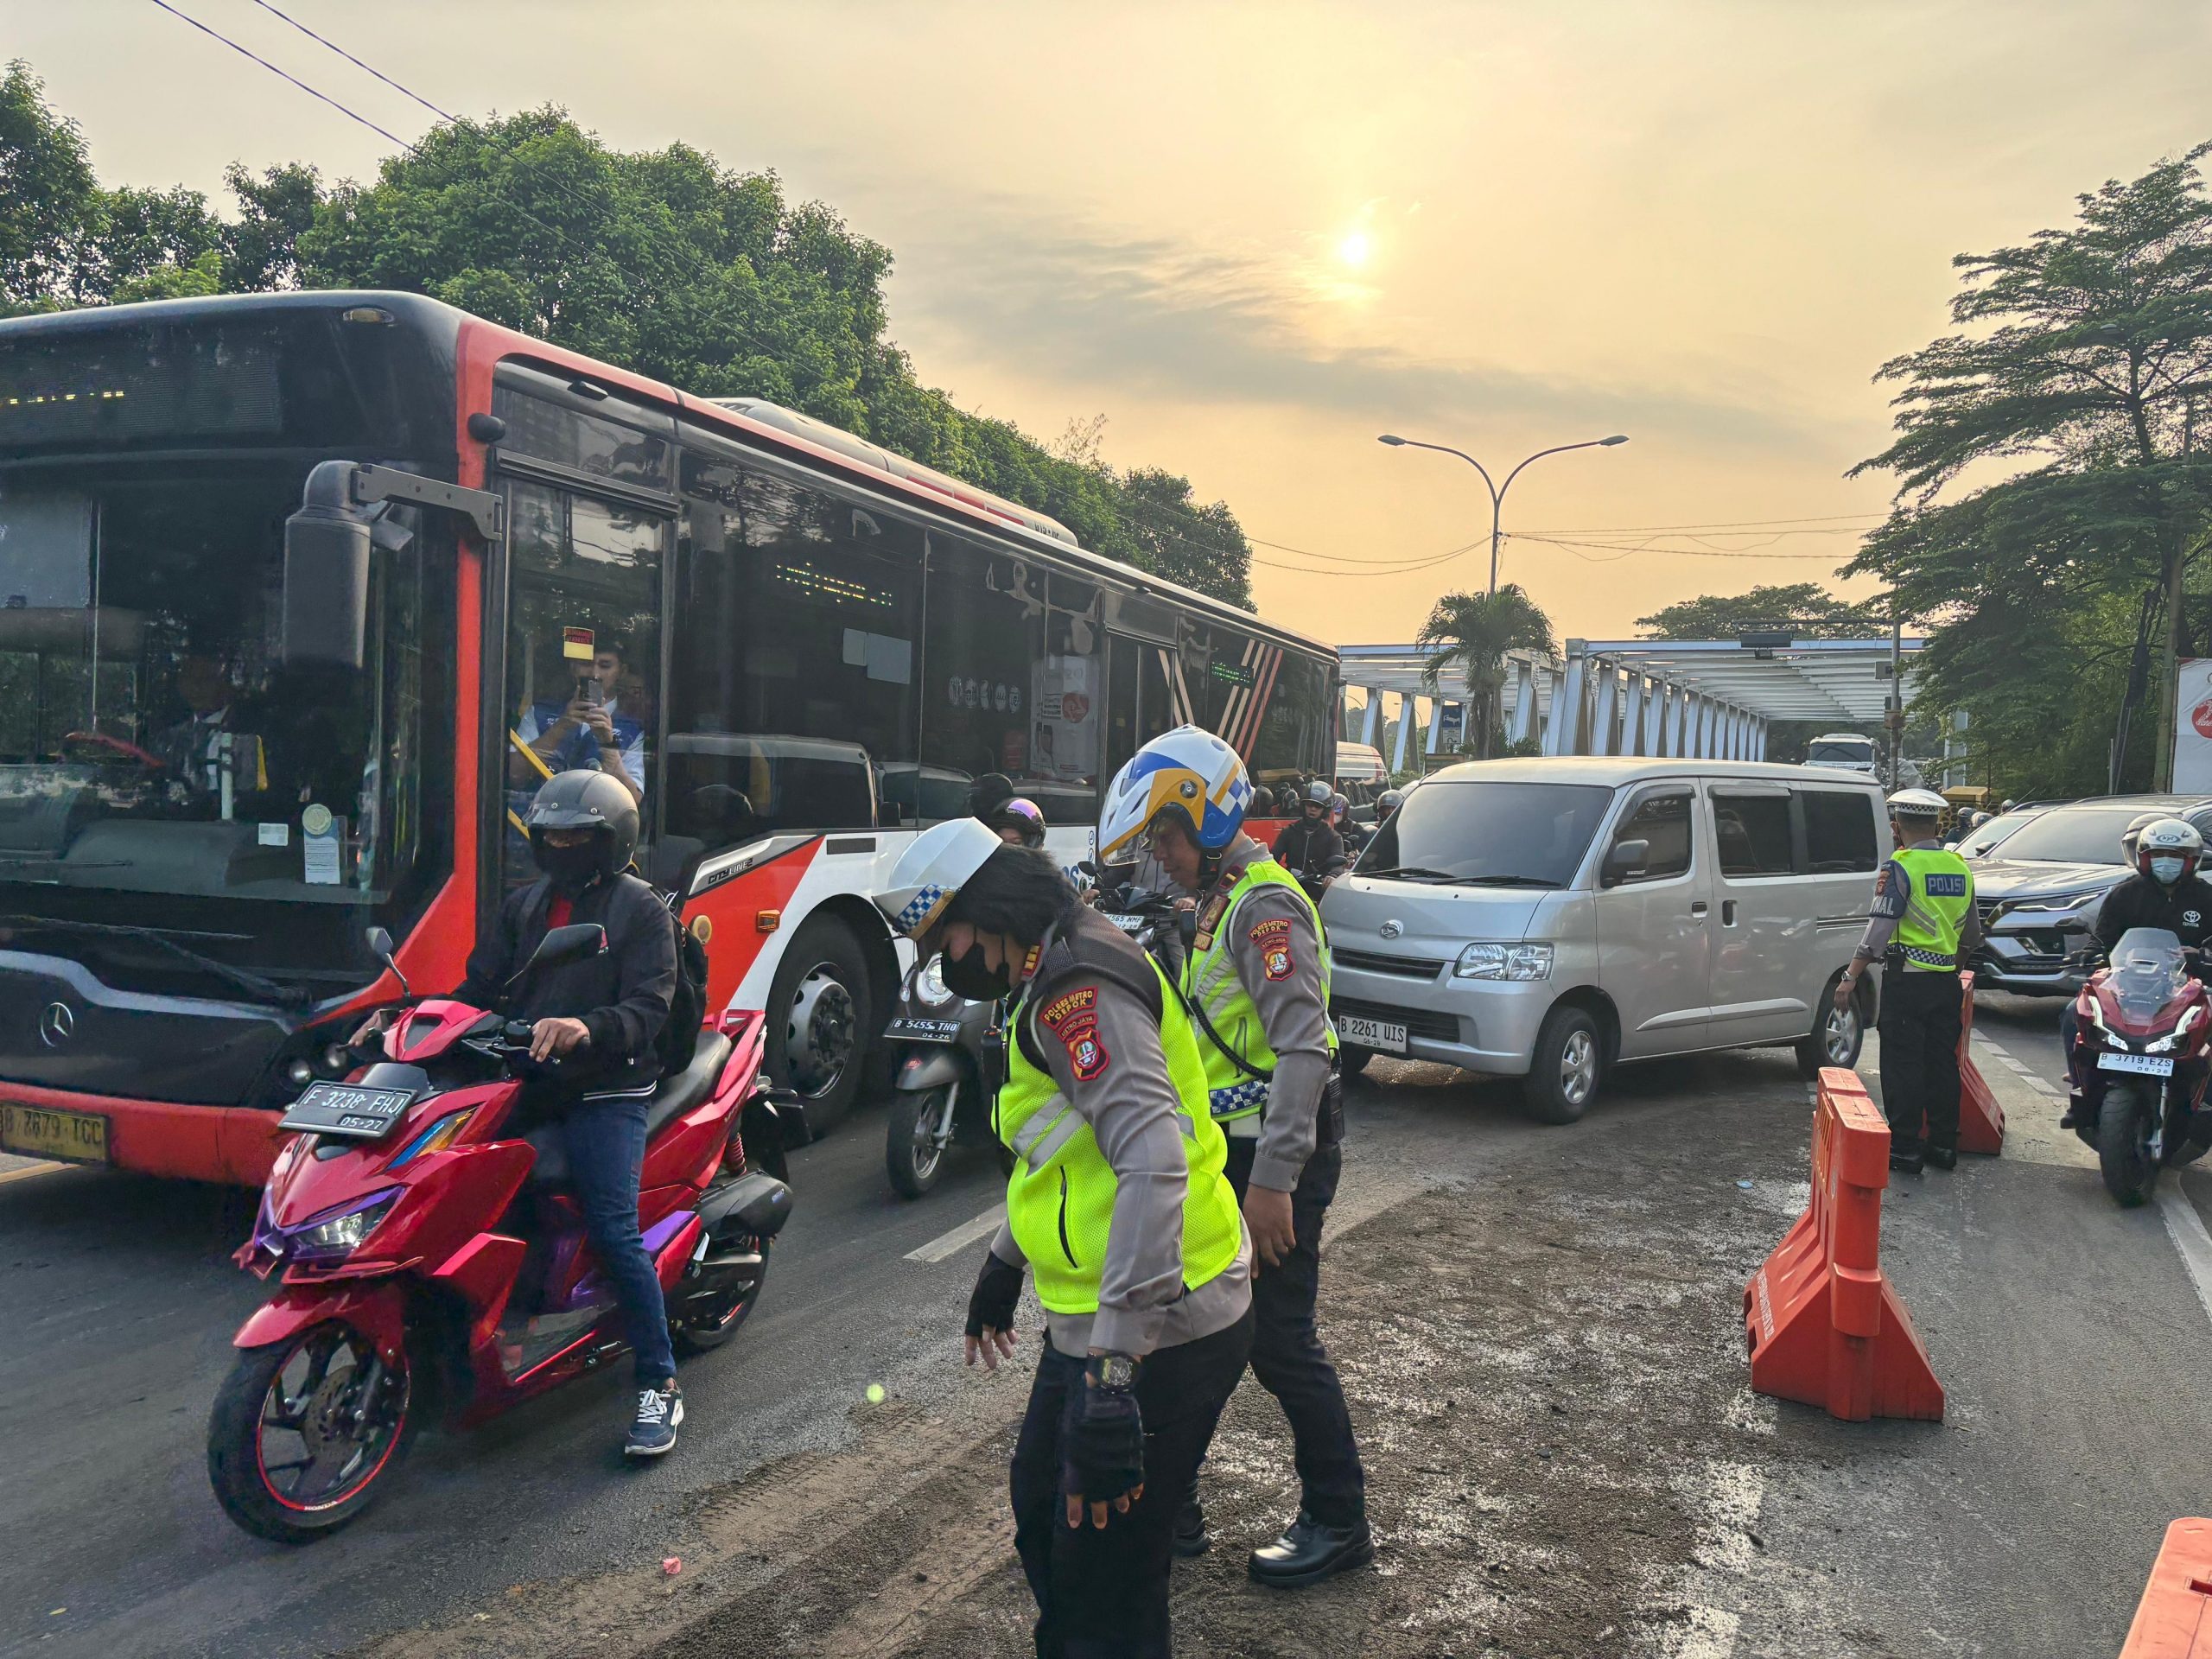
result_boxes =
[1443,874,1564,889]
[1362,866,1463,882]
[0,914,309,1009]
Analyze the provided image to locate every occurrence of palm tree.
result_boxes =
[1417,585,1558,760]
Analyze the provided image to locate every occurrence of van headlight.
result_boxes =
[1453,942,1554,981]
[912,955,956,1008]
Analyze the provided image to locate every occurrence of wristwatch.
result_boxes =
[1085,1352,1141,1391]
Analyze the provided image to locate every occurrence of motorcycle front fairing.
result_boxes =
[2074,928,2212,1152]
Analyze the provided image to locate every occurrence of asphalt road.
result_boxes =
[4,995,2210,1657]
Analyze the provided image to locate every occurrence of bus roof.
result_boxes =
[0,289,1333,663]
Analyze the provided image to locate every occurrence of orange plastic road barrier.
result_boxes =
[1744,1066,1945,1421]
[2120,1518,2212,1656]
[1952,970,2006,1155]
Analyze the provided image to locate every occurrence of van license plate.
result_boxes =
[1,1103,108,1164]
[1337,1015,1408,1054]
[2099,1052,2174,1077]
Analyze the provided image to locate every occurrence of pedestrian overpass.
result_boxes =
[1338,636,1927,770]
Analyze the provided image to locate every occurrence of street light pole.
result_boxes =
[1378,433,1629,594]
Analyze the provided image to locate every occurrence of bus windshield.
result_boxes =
[0,467,448,1000]
[1808,739,1874,767]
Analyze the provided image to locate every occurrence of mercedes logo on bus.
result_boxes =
[39,1001,76,1047]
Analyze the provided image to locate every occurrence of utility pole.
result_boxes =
[2157,543,2186,791]
[1885,606,1904,791]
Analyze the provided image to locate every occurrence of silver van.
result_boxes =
[1321,758,1891,1122]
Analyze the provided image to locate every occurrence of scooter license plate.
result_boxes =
[2098,1051,2175,1077]
[279,1081,421,1139]
[1103,913,1147,936]
[886,1018,962,1043]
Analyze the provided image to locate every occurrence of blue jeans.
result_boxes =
[557,1093,677,1387]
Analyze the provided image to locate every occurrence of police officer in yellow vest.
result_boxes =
[1835,787,1983,1174]
[874,817,1254,1659]
[1099,728,1372,1588]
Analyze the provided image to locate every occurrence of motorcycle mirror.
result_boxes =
[365,925,410,997]
[522,923,608,978]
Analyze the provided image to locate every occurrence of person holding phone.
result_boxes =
[518,637,648,806]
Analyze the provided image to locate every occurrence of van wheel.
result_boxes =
[1796,976,1865,1078]
[1523,1005,1602,1124]
[766,916,874,1141]
[1338,1044,1373,1078]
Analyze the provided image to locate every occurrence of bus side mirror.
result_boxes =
[283,460,372,670]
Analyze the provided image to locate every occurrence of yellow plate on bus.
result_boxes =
[1,1103,108,1164]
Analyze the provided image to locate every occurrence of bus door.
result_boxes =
[1102,632,1178,784]
[493,476,671,897]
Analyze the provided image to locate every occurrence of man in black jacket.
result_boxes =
[390,771,681,1455]
[2063,817,2212,1118]
[1271,783,1347,897]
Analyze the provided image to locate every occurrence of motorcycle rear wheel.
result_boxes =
[672,1239,771,1354]
[207,1322,414,1544]
[887,1085,952,1198]
[2097,1079,2160,1207]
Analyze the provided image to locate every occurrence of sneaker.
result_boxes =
[626,1382,683,1457]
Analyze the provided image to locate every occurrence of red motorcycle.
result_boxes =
[2066,925,2212,1207]
[207,923,792,1543]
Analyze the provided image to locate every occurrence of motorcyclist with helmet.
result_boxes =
[1329,792,1370,859]
[1834,788,1981,1174]
[361,771,681,1455]
[1271,780,1347,898]
[1375,787,1405,826]
[874,817,1254,1657]
[986,795,1049,849]
[2060,817,2212,1122]
[1100,728,1372,1587]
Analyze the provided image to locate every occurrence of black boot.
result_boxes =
[1923,1144,1957,1171]
[1173,1497,1211,1559]
[1889,1146,1924,1175]
[1248,1511,1374,1588]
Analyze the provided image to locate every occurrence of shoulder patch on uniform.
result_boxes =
[1039,987,1097,1028]
[1248,916,1295,980]
[1248,916,1292,944]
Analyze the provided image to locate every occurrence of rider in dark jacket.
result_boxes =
[1271,783,1346,893]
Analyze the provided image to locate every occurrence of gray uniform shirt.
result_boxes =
[1207,836,1336,1194]
[988,916,1252,1360]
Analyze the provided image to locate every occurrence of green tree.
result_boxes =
[1416,585,1557,760]
[1847,145,2212,797]
[0,60,98,314]
[1637,582,1886,640]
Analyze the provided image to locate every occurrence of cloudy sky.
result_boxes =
[16,1,2211,645]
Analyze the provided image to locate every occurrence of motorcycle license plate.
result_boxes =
[886,1018,962,1043]
[279,1081,421,1140]
[1103,912,1147,936]
[1336,1014,1408,1054]
[2099,1052,2175,1077]
[1,1103,107,1164]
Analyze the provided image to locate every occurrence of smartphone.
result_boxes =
[575,676,602,707]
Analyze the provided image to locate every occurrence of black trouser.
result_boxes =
[1878,968,1963,1156]
[1217,1137,1366,1528]
[1010,1311,1254,1659]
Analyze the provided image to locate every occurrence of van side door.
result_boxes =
[1592,782,1712,1057]
[1704,781,1814,1043]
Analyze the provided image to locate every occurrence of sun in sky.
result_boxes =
[1336,229,1373,267]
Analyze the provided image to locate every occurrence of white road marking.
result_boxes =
[0,1160,61,1187]
[905,1203,1007,1263]
[2157,1184,2212,1326]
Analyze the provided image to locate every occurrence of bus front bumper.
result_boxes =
[0,1082,283,1186]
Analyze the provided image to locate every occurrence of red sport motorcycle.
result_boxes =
[2066,926,2212,1207]
[208,923,792,1543]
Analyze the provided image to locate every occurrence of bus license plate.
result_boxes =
[1,1103,109,1164]
[1336,1014,1408,1054]
[2099,1052,2174,1077]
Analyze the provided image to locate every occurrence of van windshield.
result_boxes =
[1357,781,1613,888]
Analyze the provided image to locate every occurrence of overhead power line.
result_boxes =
[247,0,459,123]
[146,0,411,149]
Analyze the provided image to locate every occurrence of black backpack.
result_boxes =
[653,891,712,1075]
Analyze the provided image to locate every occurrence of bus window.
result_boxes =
[501,480,665,887]
[667,454,919,843]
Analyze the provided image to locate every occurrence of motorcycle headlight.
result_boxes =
[289,1191,400,1262]
[1453,941,1554,981]
[913,954,956,1008]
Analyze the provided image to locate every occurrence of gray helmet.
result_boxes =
[1377,788,1405,814]
[525,768,639,880]
[1303,780,1333,810]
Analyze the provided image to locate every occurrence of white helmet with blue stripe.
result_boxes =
[873,817,1005,938]
[1096,725,1253,865]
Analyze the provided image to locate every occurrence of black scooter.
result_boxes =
[881,955,1012,1198]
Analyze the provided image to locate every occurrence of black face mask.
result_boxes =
[940,941,1014,1003]
[537,839,604,899]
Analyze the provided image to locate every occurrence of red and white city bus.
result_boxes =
[0,291,1337,1185]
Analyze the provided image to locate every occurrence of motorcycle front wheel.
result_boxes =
[887,1084,953,1198]
[207,1321,414,1544]
[2097,1078,2160,1207]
